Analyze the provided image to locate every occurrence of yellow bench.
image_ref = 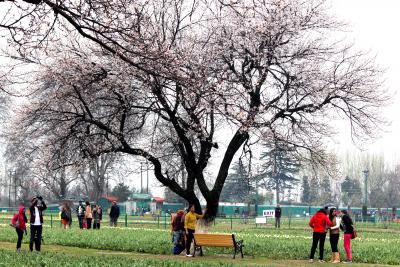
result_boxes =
[193,233,244,259]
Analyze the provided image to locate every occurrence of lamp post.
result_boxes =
[8,171,11,208]
[13,171,17,206]
[140,162,153,194]
[140,162,143,194]
[8,169,16,208]
[146,163,149,194]
[362,169,369,206]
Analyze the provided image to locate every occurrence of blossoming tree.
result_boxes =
[1,0,388,217]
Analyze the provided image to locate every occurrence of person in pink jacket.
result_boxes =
[10,205,28,252]
[308,208,332,262]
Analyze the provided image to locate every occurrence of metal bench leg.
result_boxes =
[232,246,236,259]
[236,240,244,258]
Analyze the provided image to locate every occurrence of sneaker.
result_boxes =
[186,254,193,257]
[309,259,314,263]
[343,260,352,264]
[319,260,326,263]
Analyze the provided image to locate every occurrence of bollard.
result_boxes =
[50,213,53,228]
[125,214,128,227]
[230,216,233,230]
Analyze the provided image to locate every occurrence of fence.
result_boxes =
[1,212,400,232]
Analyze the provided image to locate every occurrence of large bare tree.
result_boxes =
[1,0,388,217]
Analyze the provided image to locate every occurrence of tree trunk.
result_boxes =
[60,176,67,199]
[204,195,219,221]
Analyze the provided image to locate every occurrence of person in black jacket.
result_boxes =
[109,201,120,227]
[340,210,354,263]
[29,196,47,252]
[275,204,282,228]
[76,201,85,229]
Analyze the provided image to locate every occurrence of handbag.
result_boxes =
[351,229,357,239]
[10,215,20,229]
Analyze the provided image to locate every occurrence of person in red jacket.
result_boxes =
[10,205,28,252]
[308,208,332,262]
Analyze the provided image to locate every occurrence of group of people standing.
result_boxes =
[9,197,122,252]
[75,201,103,229]
[10,196,47,252]
[309,207,355,264]
[60,200,119,230]
[171,204,206,257]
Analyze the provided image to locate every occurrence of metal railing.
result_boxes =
[2,212,400,231]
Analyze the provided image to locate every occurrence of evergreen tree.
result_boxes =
[341,176,362,207]
[301,176,311,204]
[319,176,332,204]
[258,141,300,204]
[111,182,132,202]
[309,175,320,205]
[220,160,254,203]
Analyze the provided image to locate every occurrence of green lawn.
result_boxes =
[0,241,395,267]
[0,223,399,265]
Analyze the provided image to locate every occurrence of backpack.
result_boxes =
[172,244,185,255]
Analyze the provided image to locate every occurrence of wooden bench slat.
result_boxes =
[195,243,233,247]
[194,234,234,247]
[192,233,244,259]
[195,240,234,245]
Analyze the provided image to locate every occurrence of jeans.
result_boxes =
[78,216,84,229]
[110,217,118,227]
[16,228,24,249]
[173,230,184,246]
[344,233,352,260]
[330,233,339,252]
[309,232,326,260]
[30,225,43,251]
[86,218,92,229]
[93,221,101,229]
[275,217,281,228]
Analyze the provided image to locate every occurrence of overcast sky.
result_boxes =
[1,0,400,197]
[329,0,400,165]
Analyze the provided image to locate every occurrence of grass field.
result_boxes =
[0,219,400,266]
[0,241,396,267]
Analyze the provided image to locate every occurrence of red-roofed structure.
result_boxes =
[152,197,165,203]
[97,195,119,212]
[102,195,118,202]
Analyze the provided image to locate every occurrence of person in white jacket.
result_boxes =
[329,208,342,263]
